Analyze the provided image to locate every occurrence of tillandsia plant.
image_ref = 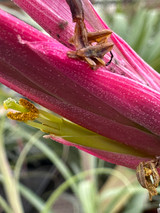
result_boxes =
[1,0,160,199]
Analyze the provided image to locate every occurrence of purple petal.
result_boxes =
[1,9,160,158]
[27,40,160,136]
[13,0,74,47]
[1,4,160,170]
[13,0,160,91]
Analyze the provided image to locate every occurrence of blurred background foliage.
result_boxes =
[95,0,160,72]
[0,0,160,212]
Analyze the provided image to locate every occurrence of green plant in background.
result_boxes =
[104,6,160,72]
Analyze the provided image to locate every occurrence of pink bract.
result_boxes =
[0,0,160,169]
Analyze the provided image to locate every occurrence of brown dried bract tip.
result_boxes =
[66,0,114,70]
[66,0,84,22]
[136,158,160,200]
[7,99,39,121]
